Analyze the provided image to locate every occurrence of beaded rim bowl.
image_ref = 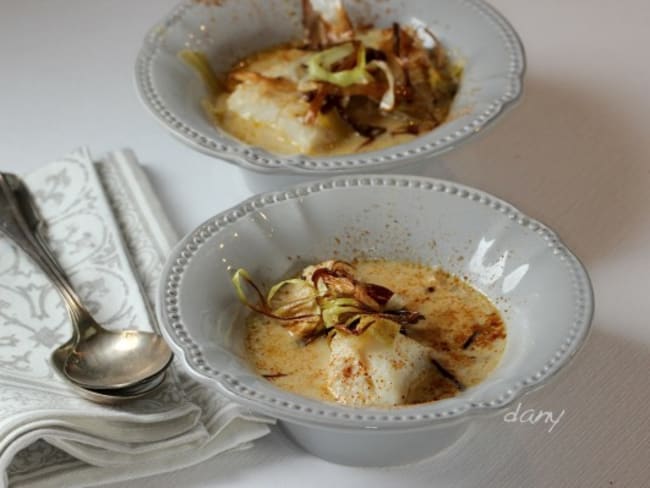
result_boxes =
[157,175,594,429]
[135,0,525,174]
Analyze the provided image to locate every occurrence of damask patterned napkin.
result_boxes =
[0,148,271,488]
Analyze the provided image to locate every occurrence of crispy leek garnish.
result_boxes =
[231,269,319,321]
[232,261,424,343]
[367,60,395,111]
[181,0,462,152]
[307,42,372,87]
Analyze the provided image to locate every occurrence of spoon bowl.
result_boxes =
[62,329,173,390]
[51,341,169,404]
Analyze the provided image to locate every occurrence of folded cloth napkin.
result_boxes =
[0,148,272,488]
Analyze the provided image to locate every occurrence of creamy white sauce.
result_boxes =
[245,260,506,407]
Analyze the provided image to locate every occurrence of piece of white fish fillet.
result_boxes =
[225,47,347,154]
[327,319,433,407]
[226,78,344,154]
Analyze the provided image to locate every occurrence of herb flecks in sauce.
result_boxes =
[241,259,506,408]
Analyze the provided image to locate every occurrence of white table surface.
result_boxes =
[2,0,649,487]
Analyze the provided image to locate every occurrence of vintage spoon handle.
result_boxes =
[6,173,71,286]
[0,173,97,336]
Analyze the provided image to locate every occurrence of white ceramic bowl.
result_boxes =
[136,0,525,174]
[157,175,593,466]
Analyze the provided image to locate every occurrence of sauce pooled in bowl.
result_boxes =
[236,259,506,407]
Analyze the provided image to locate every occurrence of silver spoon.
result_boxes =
[51,342,167,404]
[7,174,172,399]
[3,173,168,401]
[0,172,173,391]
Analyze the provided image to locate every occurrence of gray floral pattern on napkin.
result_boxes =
[0,149,270,488]
[0,157,140,385]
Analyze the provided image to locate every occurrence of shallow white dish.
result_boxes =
[136,0,525,174]
[157,175,593,466]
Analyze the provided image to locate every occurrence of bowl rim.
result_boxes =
[157,174,594,430]
[135,0,526,175]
